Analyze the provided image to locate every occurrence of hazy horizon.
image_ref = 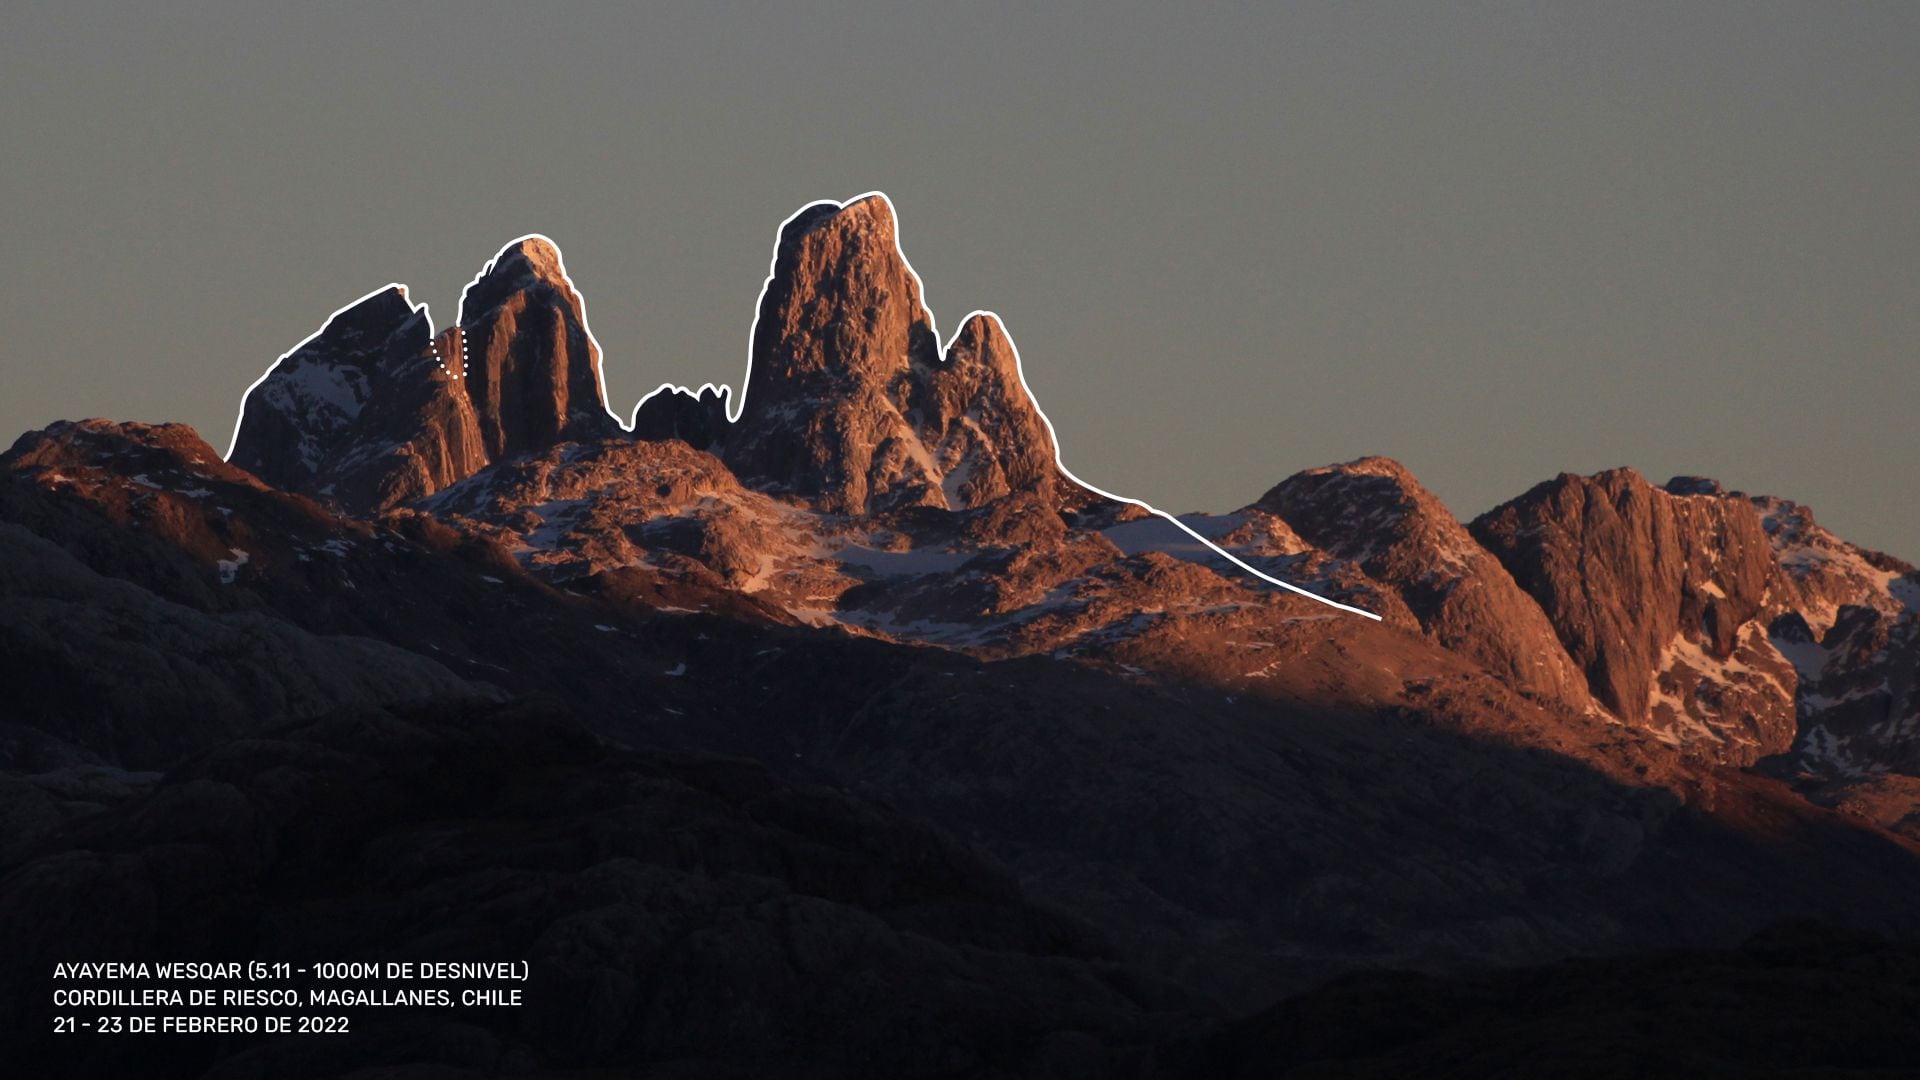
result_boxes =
[3,2,1914,553]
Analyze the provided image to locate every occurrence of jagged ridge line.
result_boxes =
[225,234,630,465]
[228,193,1380,621]
[719,191,1379,621]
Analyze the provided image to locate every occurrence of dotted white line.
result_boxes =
[429,326,472,380]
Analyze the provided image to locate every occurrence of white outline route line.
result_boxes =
[955,310,1380,620]
[677,191,1377,621]
[227,236,624,460]
[228,195,1378,621]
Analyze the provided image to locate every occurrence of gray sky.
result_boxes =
[3,1,1914,554]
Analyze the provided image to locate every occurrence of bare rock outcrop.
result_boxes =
[725,197,945,513]
[631,383,732,450]
[912,313,1060,509]
[1471,468,1791,758]
[1259,457,1591,709]
[229,239,619,515]
[459,236,620,459]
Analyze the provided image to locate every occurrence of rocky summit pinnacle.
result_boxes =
[723,195,947,513]
[722,196,1067,514]
[458,235,619,461]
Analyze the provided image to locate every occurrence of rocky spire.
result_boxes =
[725,196,1067,514]
[724,196,946,514]
[458,236,619,461]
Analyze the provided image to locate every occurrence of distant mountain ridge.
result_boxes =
[228,196,1063,517]
[222,193,1918,803]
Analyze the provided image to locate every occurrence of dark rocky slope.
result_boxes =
[9,419,1920,1025]
[2,700,1194,1079]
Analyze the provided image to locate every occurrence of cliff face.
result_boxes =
[1471,469,1794,759]
[458,236,619,460]
[341,320,492,512]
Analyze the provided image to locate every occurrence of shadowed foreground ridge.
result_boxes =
[5,195,1919,1077]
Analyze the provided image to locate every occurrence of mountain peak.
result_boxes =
[914,312,1061,509]
[462,234,581,319]
[747,194,932,385]
[295,285,427,364]
[725,194,942,512]
[318,286,423,353]
[775,193,897,252]
[1259,455,1593,708]
[722,196,1077,513]
[944,312,1020,379]
[1329,455,1417,481]
[228,285,432,490]
[457,234,618,460]
[485,234,567,280]
[1471,468,1784,748]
